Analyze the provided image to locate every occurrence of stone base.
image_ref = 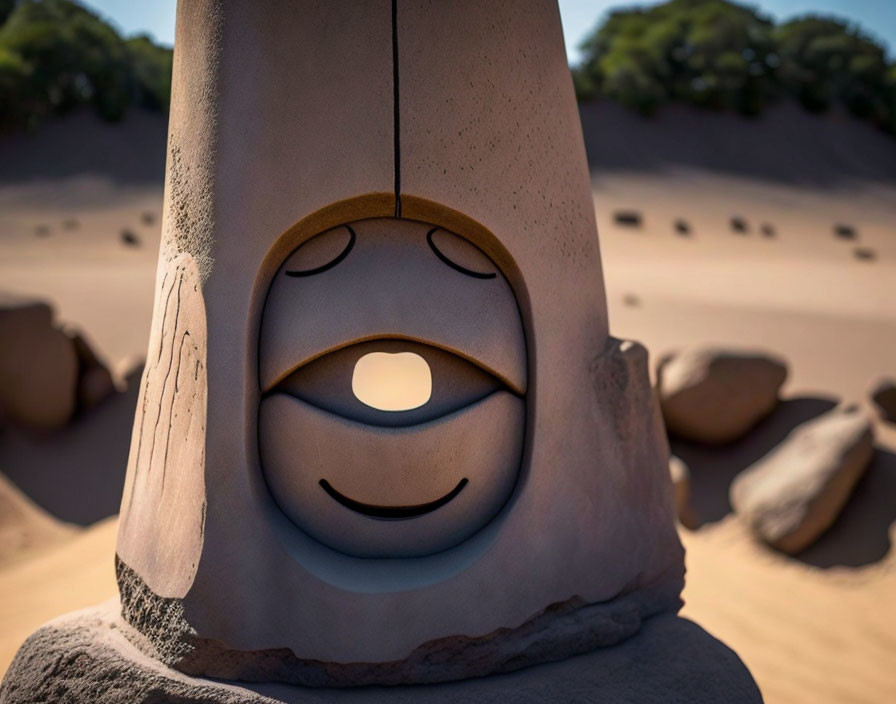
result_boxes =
[0,602,762,703]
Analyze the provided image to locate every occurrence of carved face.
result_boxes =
[258,218,527,557]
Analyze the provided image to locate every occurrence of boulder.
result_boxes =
[870,377,896,423]
[669,456,697,529]
[0,293,78,431]
[67,329,116,412]
[730,406,874,554]
[656,348,788,444]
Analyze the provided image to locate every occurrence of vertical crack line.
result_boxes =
[392,0,402,218]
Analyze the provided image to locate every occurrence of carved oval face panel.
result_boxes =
[258,218,527,558]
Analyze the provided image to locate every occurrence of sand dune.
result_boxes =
[0,108,894,702]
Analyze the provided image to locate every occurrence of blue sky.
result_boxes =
[81,0,896,63]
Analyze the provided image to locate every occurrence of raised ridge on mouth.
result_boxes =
[319,478,469,519]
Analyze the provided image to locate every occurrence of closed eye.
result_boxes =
[286,225,356,277]
[426,228,496,279]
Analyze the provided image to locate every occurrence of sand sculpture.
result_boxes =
[1,1,761,701]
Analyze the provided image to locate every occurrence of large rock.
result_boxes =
[657,348,788,443]
[0,293,78,431]
[730,406,874,554]
[870,377,896,423]
[66,328,117,412]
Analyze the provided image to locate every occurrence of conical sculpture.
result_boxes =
[1,1,761,701]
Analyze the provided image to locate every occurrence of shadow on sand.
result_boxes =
[672,395,896,568]
[671,396,838,524]
[795,447,896,568]
[0,366,142,525]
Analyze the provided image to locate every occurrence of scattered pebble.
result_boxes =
[853,246,876,261]
[730,406,874,554]
[760,223,776,238]
[834,223,857,240]
[656,347,788,444]
[120,229,141,247]
[730,216,749,234]
[673,219,691,236]
[622,293,641,307]
[34,224,50,237]
[141,211,157,226]
[613,210,643,228]
[870,377,896,423]
[62,218,80,231]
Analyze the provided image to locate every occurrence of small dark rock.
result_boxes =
[34,224,50,237]
[853,246,876,261]
[730,216,749,234]
[834,224,857,240]
[622,293,641,307]
[120,229,141,247]
[673,219,691,236]
[760,223,775,238]
[613,210,643,228]
[141,211,157,226]
[62,218,80,231]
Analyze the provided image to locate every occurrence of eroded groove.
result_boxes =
[147,275,184,475]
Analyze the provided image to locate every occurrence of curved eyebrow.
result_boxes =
[286,225,356,277]
[426,228,496,279]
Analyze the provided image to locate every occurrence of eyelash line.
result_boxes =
[426,228,496,279]
[285,225,357,277]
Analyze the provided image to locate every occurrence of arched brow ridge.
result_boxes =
[285,225,357,277]
[426,228,496,279]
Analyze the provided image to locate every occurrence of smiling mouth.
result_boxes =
[319,478,469,520]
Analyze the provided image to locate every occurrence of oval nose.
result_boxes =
[351,352,432,411]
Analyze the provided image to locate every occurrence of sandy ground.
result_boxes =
[0,109,894,702]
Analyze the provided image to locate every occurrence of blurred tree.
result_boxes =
[0,0,172,132]
[0,0,17,25]
[127,34,172,111]
[776,17,894,130]
[574,0,896,132]
[575,0,778,116]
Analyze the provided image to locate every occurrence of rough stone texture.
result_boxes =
[657,348,788,444]
[730,406,874,554]
[0,292,78,431]
[669,456,698,529]
[162,0,222,281]
[117,554,680,688]
[870,377,896,423]
[0,603,275,704]
[116,254,207,600]
[0,603,762,703]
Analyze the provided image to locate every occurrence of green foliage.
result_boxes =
[0,0,172,132]
[574,0,896,131]
[0,0,17,25]
[126,34,172,111]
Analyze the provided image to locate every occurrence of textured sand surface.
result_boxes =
[1,110,894,702]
